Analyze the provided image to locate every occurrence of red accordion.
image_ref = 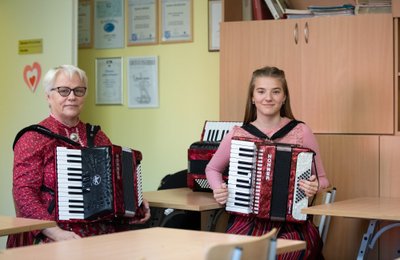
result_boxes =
[226,137,315,223]
[187,121,242,191]
[56,145,144,222]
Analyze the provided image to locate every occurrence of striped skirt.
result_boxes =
[226,215,324,260]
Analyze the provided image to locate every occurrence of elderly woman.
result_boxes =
[7,65,150,247]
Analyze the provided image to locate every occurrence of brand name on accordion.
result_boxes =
[265,153,273,181]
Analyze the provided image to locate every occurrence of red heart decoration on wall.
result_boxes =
[23,62,41,93]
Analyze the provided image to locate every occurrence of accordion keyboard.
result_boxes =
[202,121,242,142]
[226,139,257,214]
[56,147,85,220]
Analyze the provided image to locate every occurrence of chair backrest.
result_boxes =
[312,186,337,244]
[206,228,277,260]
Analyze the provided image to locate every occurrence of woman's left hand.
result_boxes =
[299,175,319,197]
[130,199,151,224]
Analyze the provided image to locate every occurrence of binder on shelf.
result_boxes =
[252,0,273,20]
[264,0,285,19]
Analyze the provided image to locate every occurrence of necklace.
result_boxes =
[65,127,84,146]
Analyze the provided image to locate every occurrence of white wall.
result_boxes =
[0,0,77,248]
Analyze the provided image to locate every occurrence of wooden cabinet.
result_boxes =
[220,14,394,134]
[219,10,398,259]
[316,134,379,259]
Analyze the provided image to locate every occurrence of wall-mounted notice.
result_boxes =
[18,39,43,55]
[95,57,123,104]
[127,56,159,108]
[94,0,124,49]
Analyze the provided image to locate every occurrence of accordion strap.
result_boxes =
[13,124,80,150]
[86,124,101,148]
[241,119,303,140]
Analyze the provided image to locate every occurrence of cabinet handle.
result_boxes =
[304,22,309,44]
[294,23,299,44]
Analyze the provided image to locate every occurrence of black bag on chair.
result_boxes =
[151,169,201,230]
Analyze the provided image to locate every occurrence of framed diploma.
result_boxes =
[127,56,159,108]
[208,0,221,51]
[78,0,93,48]
[94,0,124,49]
[127,0,158,46]
[160,0,193,43]
[95,57,123,105]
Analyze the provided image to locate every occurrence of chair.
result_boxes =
[312,186,337,244]
[206,228,277,260]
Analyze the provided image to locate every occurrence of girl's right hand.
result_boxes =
[213,182,229,205]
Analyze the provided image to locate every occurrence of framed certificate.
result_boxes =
[160,0,193,43]
[127,0,158,46]
[127,56,159,108]
[208,0,221,51]
[95,57,123,105]
[78,0,93,48]
[94,0,124,49]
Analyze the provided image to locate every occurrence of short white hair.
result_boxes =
[43,65,88,94]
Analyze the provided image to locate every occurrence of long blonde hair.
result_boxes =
[243,66,295,125]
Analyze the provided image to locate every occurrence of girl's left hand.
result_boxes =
[299,175,319,197]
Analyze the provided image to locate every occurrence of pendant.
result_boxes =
[70,133,79,142]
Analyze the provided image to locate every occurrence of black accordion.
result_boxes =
[226,137,315,223]
[56,145,143,222]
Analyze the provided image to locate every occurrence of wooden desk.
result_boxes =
[144,188,224,230]
[0,216,56,236]
[302,197,400,260]
[0,227,306,259]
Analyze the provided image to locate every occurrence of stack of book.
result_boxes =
[355,0,391,14]
[284,8,314,19]
[308,4,355,16]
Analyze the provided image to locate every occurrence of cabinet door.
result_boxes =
[301,14,393,134]
[220,20,303,121]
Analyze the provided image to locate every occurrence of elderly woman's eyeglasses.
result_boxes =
[51,86,87,97]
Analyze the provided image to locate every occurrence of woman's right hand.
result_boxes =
[213,182,229,205]
[42,226,81,241]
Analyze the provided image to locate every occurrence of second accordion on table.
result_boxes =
[226,137,315,223]
[187,121,242,192]
[56,145,143,222]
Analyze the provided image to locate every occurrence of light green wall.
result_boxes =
[78,1,220,191]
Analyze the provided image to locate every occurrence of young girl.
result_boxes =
[206,66,329,259]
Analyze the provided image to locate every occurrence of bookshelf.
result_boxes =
[221,0,399,21]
